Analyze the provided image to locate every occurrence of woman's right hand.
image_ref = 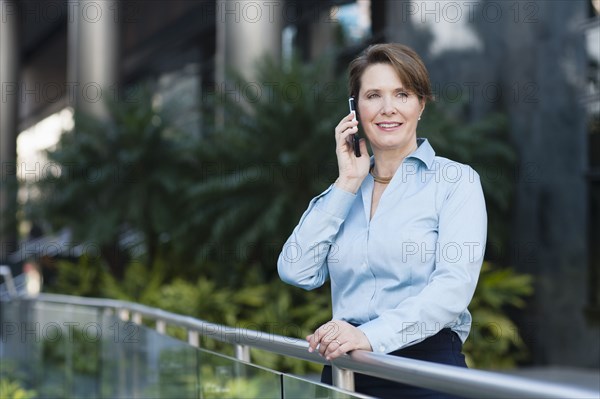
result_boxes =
[334,112,370,193]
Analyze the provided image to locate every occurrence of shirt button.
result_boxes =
[361,262,367,270]
[379,345,385,352]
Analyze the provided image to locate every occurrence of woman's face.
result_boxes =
[357,63,424,154]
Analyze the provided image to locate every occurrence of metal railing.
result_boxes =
[13,293,595,399]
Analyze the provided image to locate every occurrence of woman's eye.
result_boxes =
[367,93,379,99]
[398,92,409,98]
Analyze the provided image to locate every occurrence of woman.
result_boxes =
[277,43,487,398]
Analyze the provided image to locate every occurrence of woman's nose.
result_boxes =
[380,96,397,115]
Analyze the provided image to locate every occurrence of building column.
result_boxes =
[308,7,336,60]
[215,0,282,84]
[68,0,119,119]
[0,0,20,263]
[384,0,431,58]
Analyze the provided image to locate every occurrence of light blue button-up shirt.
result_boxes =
[278,138,487,353]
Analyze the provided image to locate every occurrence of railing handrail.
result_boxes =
[24,293,599,399]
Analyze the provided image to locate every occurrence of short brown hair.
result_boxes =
[348,44,432,103]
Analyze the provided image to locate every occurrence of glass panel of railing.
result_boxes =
[282,374,375,399]
[196,347,282,399]
[35,301,102,398]
[100,315,282,399]
[0,300,39,397]
[0,300,103,398]
[99,315,199,398]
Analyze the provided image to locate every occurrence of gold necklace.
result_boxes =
[370,142,419,185]
[370,166,393,184]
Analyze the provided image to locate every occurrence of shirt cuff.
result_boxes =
[357,317,396,354]
[316,185,356,220]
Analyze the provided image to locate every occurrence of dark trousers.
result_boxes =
[321,329,467,399]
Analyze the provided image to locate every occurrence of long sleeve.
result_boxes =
[358,167,487,353]
[279,139,488,355]
[277,185,357,290]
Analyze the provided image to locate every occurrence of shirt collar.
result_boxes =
[368,138,436,170]
[407,138,436,170]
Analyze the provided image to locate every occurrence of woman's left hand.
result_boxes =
[306,320,373,360]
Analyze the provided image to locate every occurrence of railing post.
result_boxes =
[132,312,142,325]
[118,309,129,321]
[156,319,166,334]
[188,330,200,347]
[234,344,251,363]
[233,344,250,381]
[332,365,355,392]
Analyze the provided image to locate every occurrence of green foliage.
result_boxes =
[26,85,199,275]
[178,55,345,284]
[465,262,534,369]
[46,255,107,297]
[47,257,331,374]
[102,257,168,304]
[0,365,37,399]
[0,379,36,399]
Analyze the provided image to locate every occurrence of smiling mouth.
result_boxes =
[376,122,402,128]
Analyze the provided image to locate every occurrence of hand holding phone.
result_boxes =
[348,97,361,157]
